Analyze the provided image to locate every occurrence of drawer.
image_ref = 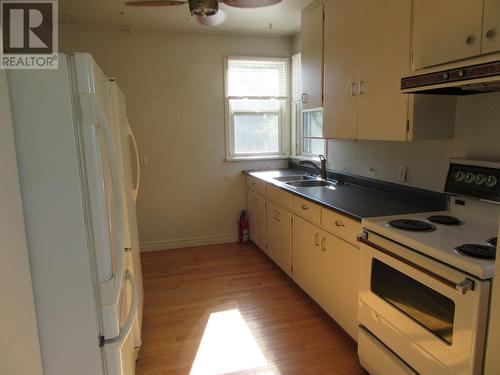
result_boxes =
[358,327,416,375]
[246,176,266,195]
[321,208,361,246]
[291,196,321,225]
[266,184,292,210]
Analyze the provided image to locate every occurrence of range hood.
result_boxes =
[401,60,500,95]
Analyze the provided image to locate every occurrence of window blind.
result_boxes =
[227,58,289,99]
[291,53,302,102]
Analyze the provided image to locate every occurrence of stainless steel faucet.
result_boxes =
[299,154,327,180]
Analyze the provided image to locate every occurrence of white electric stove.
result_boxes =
[362,201,498,280]
[357,159,500,375]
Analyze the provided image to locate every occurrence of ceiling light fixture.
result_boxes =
[189,0,218,16]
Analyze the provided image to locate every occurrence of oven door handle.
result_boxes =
[357,231,475,295]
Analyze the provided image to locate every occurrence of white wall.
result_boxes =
[327,92,500,192]
[0,70,43,375]
[61,25,291,251]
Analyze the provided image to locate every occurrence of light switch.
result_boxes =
[398,165,408,182]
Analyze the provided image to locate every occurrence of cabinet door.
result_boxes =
[247,190,266,251]
[266,201,292,276]
[320,232,360,340]
[482,0,500,54]
[412,0,483,69]
[292,215,323,302]
[323,0,359,139]
[357,0,411,141]
[301,0,324,110]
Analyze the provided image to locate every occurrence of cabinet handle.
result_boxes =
[486,29,497,40]
[335,220,345,227]
[276,211,281,222]
[351,81,357,96]
[301,204,309,210]
[301,93,308,103]
[321,238,326,252]
[314,233,319,246]
[358,80,364,96]
[252,182,257,187]
[465,35,476,45]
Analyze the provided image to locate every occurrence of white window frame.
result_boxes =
[224,56,290,161]
[297,108,326,159]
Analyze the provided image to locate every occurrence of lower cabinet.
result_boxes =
[266,200,292,276]
[292,215,325,303]
[321,230,360,340]
[246,177,360,341]
[292,215,359,340]
[247,189,266,251]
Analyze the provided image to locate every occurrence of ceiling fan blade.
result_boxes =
[221,0,281,8]
[124,0,186,6]
[196,8,227,26]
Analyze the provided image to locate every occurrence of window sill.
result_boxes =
[225,155,290,162]
[291,155,322,162]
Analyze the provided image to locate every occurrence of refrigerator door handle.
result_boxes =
[128,122,140,204]
[95,101,125,302]
[104,270,137,349]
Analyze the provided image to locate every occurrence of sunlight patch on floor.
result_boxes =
[190,309,271,375]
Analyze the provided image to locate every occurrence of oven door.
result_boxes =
[358,231,490,375]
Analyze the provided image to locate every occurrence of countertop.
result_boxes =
[244,169,444,221]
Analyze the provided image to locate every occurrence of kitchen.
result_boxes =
[1,0,500,374]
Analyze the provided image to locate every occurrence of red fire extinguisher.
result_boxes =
[239,210,249,243]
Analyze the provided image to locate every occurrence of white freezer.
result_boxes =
[8,53,138,375]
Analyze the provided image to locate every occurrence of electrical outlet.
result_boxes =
[398,165,408,182]
[140,155,149,167]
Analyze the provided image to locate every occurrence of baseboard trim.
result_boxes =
[140,234,239,252]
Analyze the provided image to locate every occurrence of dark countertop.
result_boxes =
[244,169,445,222]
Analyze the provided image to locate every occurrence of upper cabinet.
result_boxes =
[301,0,324,110]
[321,0,455,141]
[322,0,358,139]
[482,0,500,54]
[412,1,483,70]
[412,0,500,70]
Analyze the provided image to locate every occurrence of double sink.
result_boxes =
[274,175,337,188]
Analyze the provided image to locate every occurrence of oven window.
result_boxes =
[371,259,455,345]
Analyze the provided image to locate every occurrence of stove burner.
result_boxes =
[488,237,497,247]
[388,219,436,232]
[455,244,496,259]
[427,215,462,225]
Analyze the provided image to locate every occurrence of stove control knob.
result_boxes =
[486,175,498,188]
[453,171,465,182]
[465,172,476,184]
[475,174,486,185]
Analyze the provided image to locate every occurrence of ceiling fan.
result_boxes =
[124,0,282,26]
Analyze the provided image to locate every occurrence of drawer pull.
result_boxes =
[335,220,345,227]
[314,233,319,246]
[301,204,309,210]
[321,238,326,252]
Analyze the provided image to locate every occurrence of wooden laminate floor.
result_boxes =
[136,242,366,375]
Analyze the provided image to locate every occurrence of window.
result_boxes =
[291,53,325,158]
[225,57,289,160]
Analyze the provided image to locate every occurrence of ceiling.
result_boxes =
[59,0,314,36]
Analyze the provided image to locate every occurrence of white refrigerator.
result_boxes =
[8,53,143,375]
